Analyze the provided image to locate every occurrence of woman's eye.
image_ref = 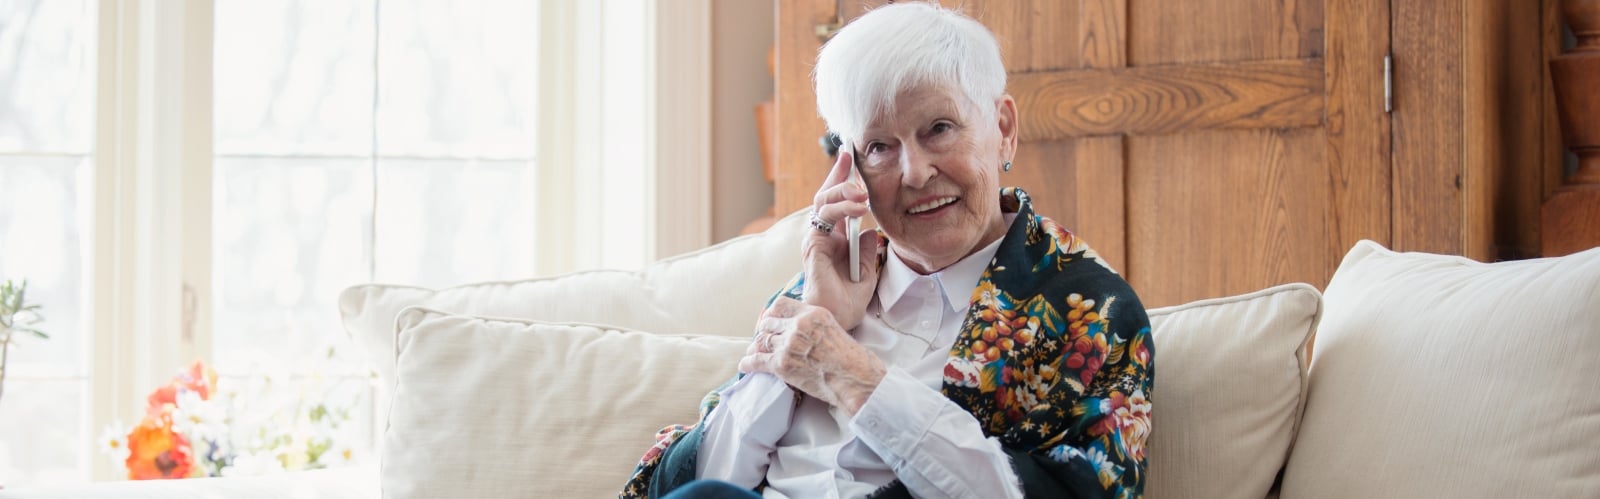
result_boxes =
[866,142,888,155]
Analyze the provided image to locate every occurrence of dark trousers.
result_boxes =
[661,480,762,499]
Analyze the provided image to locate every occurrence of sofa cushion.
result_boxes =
[1280,240,1600,498]
[382,307,747,499]
[1146,283,1321,499]
[339,209,805,387]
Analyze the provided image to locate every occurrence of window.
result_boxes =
[0,0,709,487]
[0,0,97,485]
[211,0,544,453]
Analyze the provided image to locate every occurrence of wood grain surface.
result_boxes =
[1323,0,1392,278]
[1392,0,1464,256]
[1071,0,1129,273]
[1127,129,1333,307]
[1011,58,1325,140]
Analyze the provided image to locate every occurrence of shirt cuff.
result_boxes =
[705,372,794,431]
[847,365,942,464]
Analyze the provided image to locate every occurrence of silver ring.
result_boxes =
[809,210,835,234]
[761,333,776,352]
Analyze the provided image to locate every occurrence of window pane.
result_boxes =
[374,158,537,287]
[213,0,375,157]
[0,0,96,154]
[0,379,87,486]
[377,0,537,159]
[0,157,91,377]
[212,157,371,375]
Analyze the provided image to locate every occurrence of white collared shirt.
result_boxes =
[696,224,1024,499]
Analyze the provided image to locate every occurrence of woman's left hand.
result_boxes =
[742,296,887,415]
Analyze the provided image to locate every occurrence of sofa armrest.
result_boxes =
[0,464,377,499]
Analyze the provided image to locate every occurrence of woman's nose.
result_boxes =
[898,144,936,188]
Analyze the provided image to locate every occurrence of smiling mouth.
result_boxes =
[907,196,959,215]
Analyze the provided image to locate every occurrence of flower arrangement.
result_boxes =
[99,359,366,479]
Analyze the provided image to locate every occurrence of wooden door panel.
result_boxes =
[843,0,1086,73]
[1009,139,1127,272]
[962,0,1085,72]
[1392,0,1462,255]
[1127,128,1333,306]
[1129,0,1324,64]
[1007,141,1078,238]
[1011,58,1325,140]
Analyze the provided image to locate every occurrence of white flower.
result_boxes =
[1086,447,1121,488]
[97,423,130,462]
[319,441,360,467]
[171,390,228,441]
[280,436,311,470]
[220,451,285,477]
[942,356,983,388]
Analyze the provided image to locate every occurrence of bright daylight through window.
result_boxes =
[0,0,550,486]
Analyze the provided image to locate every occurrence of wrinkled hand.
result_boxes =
[741,297,886,415]
[803,143,880,332]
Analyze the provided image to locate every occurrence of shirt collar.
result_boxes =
[876,213,1013,313]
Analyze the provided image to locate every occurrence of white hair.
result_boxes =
[813,1,1007,146]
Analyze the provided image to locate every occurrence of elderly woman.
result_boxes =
[622,3,1152,498]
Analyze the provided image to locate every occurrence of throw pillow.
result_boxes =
[1280,240,1600,498]
[383,307,749,499]
[1146,283,1321,499]
[340,209,805,389]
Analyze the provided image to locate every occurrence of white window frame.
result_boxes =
[536,0,710,274]
[90,0,212,482]
[84,0,709,482]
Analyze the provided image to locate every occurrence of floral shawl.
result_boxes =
[620,188,1154,499]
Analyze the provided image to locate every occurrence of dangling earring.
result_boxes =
[1003,161,1012,172]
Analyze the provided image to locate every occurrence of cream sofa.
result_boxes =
[4,209,1597,499]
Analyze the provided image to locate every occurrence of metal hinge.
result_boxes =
[1384,53,1393,113]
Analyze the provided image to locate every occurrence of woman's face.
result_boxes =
[854,85,1017,274]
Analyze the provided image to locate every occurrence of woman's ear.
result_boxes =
[996,95,1019,163]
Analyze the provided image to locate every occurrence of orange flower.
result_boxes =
[125,412,194,480]
[146,361,218,417]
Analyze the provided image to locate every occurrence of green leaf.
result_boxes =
[24,328,48,340]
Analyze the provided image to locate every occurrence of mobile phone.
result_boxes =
[841,139,864,283]
[848,216,861,282]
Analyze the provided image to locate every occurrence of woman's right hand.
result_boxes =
[802,145,880,332]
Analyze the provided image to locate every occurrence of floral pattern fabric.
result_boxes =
[621,188,1153,499]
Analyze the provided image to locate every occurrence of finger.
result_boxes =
[813,179,869,207]
[738,352,774,374]
[755,316,789,337]
[811,201,870,233]
[766,296,802,319]
[746,331,773,355]
[813,146,856,201]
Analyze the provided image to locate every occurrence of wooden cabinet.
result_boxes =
[773,0,1564,307]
